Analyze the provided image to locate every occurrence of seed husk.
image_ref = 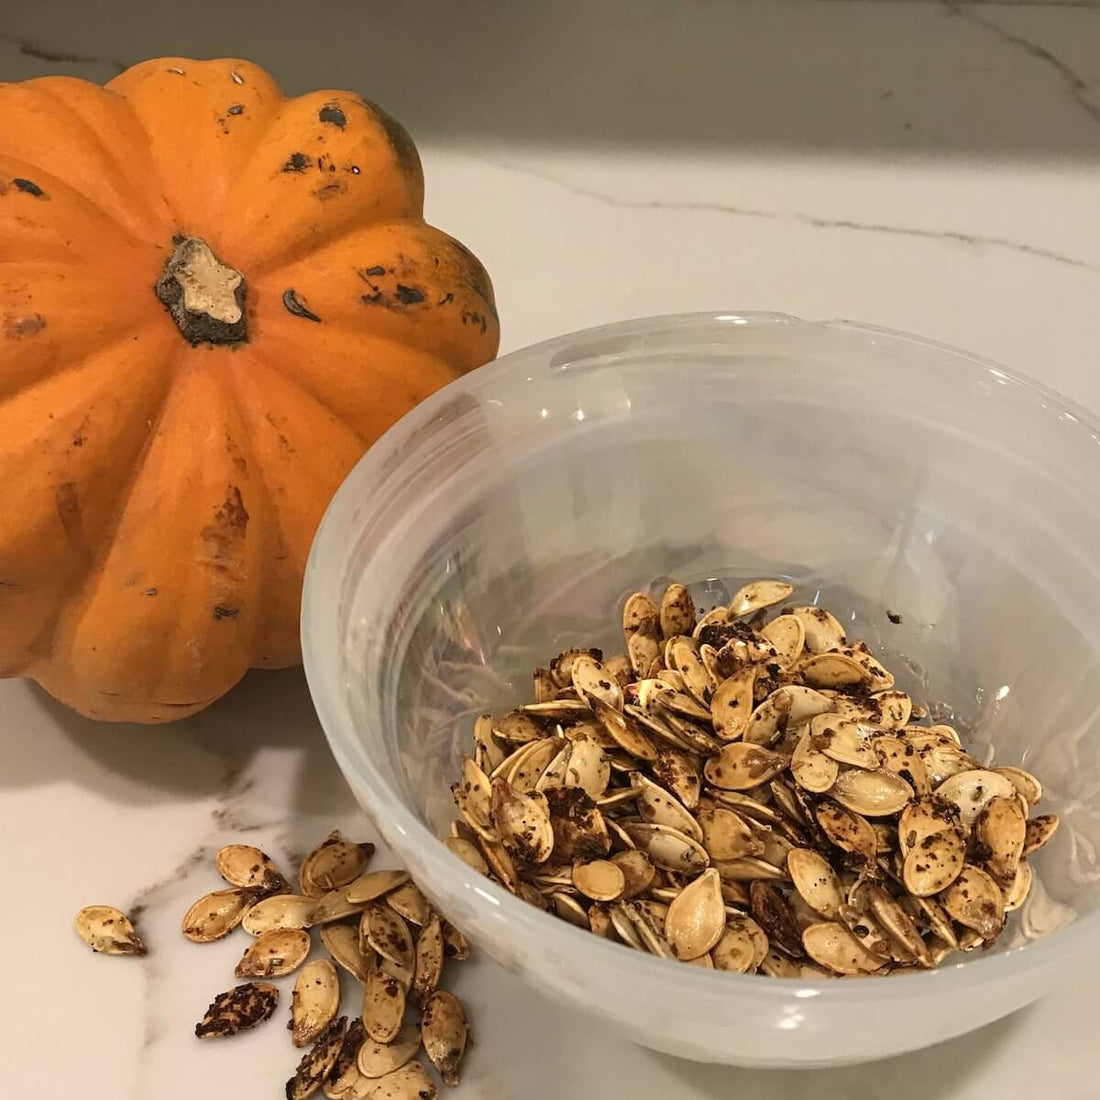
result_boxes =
[184,888,259,942]
[421,990,468,1087]
[195,981,279,1038]
[664,868,725,960]
[320,922,372,983]
[345,870,411,905]
[241,893,316,936]
[412,911,444,1005]
[74,905,146,956]
[216,844,290,893]
[940,865,1005,938]
[357,1023,421,1079]
[361,966,406,1044]
[287,1015,346,1100]
[234,927,311,978]
[802,922,886,974]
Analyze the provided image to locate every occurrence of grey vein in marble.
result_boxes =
[485,159,1097,273]
[948,2,1100,126]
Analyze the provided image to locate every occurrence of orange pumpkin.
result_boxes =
[0,57,499,723]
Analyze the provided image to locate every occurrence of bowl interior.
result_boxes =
[306,312,1100,971]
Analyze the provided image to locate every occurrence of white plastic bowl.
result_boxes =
[302,313,1100,1067]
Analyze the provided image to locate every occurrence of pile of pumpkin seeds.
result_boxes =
[75,833,470,1098]
[447,579,1060,977]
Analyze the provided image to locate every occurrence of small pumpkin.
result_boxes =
[0,58,499,722]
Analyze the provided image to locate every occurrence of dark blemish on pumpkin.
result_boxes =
[55,482,88,557]
[0,580,21,588]
[394,284,424,305]
[318,102,347,128]
[213,605,240,620]
[201,486,249,569]
[361,97,420,178]
[282,288,322,323]
[227,104,245,116]
[447,238,498,321]
[282,152,310,173]
[437,292,454,306]
[265,412,296,456]
[314,180,346,200]
[13,178,46,198]
[462,309,488,335]
[145,588,158,596]
[3,313,45,339]
[363,265,386,277]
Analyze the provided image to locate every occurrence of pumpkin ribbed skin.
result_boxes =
[0,58,499,722]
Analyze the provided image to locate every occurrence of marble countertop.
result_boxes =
[4,1,1100,1096]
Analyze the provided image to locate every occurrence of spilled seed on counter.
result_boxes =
[447,579,1060,978]
[75,828,470,1097]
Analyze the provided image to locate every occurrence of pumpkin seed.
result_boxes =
[385,882,430,927]
[713,856,787,882]
[811,715,880,770]
[759,614,805,668]
[452,756,495,838]
[791,729,839,793]
[588,903,614,937]
[609,904,645,949]
[287,1015,346,1100]
[693,606,731,639]
[815,800,877,865]
[655,684,714,723]
[660,582,696,638]
[904,894,958,948]
[241,893,316,936]
[760,946,802,977]
[713,789,784,826]
[421,990,468,1086]
[357,1024,421,1079]
[1023,813,1059,855]
[873,734,932,796]
[623,591,659,636]
[790,606,847,653]
[572,654,624,710]
[897,796,959,856]
[622,822,710,873]
[292,959,340,1047]
[311,886,366,926]
[610,849,657,898]
[361,966,405,1043]
[593,697,659,762]
[550,891,589,928]
[664,868,725,960]
[442,837,489,875]
[651,745,702,808]
[412,911,444,1004]
[936,769,1017,826]
[545,786,611,861]
[363,904,415,973]
[636,772,704,840]
[573,859,626,901]
[235,927,311,978]
[830,768,913,817]
[216,844,290,893]
[509,738,560,792]
[801,652,871,688]
[627,631,662,678]
[802,922,886,974]
[837,644,895,690]
[787,848,842,919]
[940,865,1005,938]
[551,646,605,687]
[558,736,611,798]
[666,636,716,705]
[623,900,675,958]
[74,905,146,956]
[697,804,762,861]
[704,742,788,790]
[441,922,470,961]
[521,699,592,719]
[730,579,793,617]
[492,709,544,743]
[367,1062,437,1100]
[976,795,1027,884]
[710,667,757,741]
[320,922,372,983]
[902,829,966,896]
[744,685,835,745]
[184,888,259,942]
[346,870,411,904]
[490,778,554,864]
[195,982,279,1038]
[750,880,803,957]
[995,765,1042,806]
[302,831,369,893]
[862,883,930,966]
[1004,860,1033,911]
[327,1018,367,1097]
[712,914,768,972]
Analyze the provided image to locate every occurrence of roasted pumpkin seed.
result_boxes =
[326,1018,367,1097]
[357,1024,421,1079]
[74,905,146,956]
[320,922,372,983]
[421,990,468,1086]
[216,844,290,893]
[287,1015,346,1100]
[412,911,444,1005]
[241,893,316,936]
[235,927,311,978]
[361,966,406,1044]
[302,831,370,893]
[573,859,626,901]
[660,582,696,638]
[363,904,415,973]
[664,868,725,960]
[195,982,279,1038]
[976,795,1027,884]
[291,958,340,1047]
[1024,813,1059,855]
[936,769,1017,827]
[941,865,1005,937]
[442,837,489,875]
[704,743,788,790]
[730,579,793,617]
[802,921,886,974]
[830,768,913,817]
[787,848,842,919]
[346,870,411,904]
[184,888,258,942]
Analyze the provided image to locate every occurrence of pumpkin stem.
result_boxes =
[155,237,248,346]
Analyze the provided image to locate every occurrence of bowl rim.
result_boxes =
[302,310,1098,1003]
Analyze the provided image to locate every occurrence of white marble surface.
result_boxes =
[4,1,1100,1096]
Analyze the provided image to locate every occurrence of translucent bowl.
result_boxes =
[301,312,1100,1067]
